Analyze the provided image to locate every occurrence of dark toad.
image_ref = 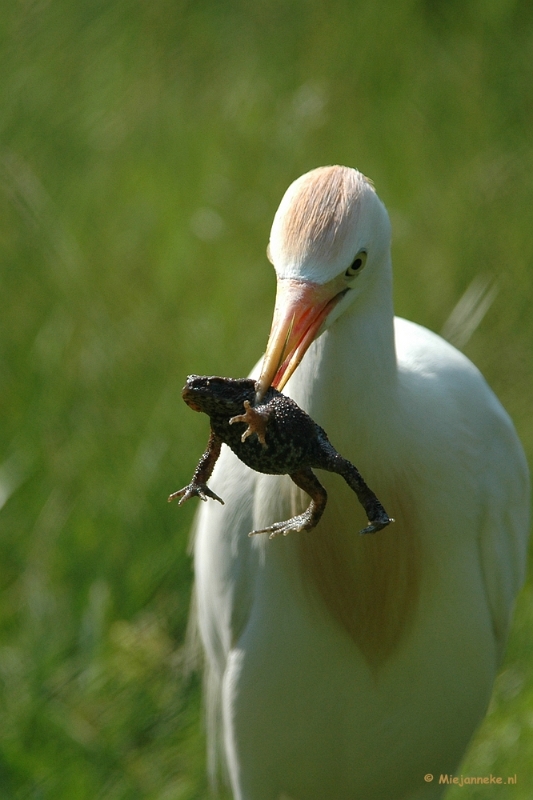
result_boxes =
[169,375,394,538]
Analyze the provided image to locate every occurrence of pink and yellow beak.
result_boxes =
[255,276,347,401]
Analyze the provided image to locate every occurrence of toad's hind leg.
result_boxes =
[339,461,393,534]
[249,468,327,539]
[312,439,393,534]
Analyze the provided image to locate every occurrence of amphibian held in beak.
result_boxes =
[169,375,394,539]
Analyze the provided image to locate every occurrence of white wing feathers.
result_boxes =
[477,410,530,663]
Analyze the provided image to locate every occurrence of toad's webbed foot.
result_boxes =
[358,511,393,535]
[249,468,327,539]
[250,509,315,539]
[229,400,269,447]
[168,482,224,506]
[351,485,394,535]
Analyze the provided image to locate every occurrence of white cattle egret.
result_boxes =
[190,166,530,800]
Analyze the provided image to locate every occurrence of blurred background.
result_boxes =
[0,0,532,797]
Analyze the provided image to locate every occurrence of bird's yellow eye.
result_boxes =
[345,250,367,278]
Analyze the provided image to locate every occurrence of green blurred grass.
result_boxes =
[0,1,532,797]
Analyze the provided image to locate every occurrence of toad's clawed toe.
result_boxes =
[229,400,269,447]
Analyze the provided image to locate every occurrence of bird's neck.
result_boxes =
[279,267,422,668]
[289,268,398,450]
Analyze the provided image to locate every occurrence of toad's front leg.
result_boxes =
[249,468,327,539]
[168,431,225,505]
[229,400,270,447]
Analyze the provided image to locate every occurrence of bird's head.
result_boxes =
[256,165,392,400]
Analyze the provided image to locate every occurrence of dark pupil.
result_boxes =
[352,258,362,270]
